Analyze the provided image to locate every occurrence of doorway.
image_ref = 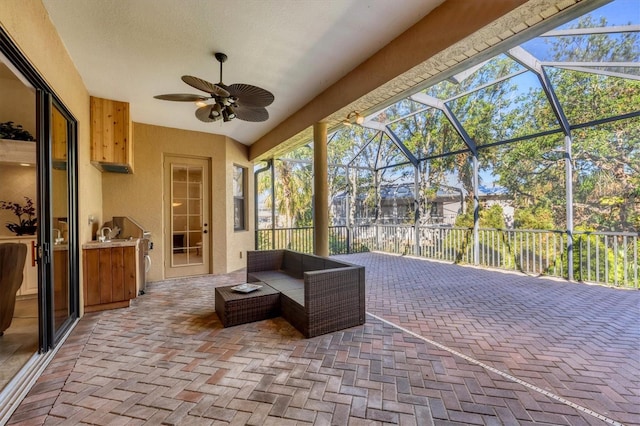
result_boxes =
[164,155,210,278]
[0,27,78,411]
[0,59,39,392]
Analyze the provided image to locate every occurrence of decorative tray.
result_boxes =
[231,283,262,293]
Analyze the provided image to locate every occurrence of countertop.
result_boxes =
[0,235,37,240]
[83,238,140,249]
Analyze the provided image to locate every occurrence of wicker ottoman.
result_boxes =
[215,284,280,327]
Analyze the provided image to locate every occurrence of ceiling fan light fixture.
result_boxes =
[207,106,222,121]
[211,102,222,117]
[195,101,208,108]
[222,107,231,122]
[226,105,236,120]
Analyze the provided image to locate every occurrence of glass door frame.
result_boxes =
[46,97,78,344]
[0,27,79,352]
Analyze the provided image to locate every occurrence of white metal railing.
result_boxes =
[574,230,638,288]
[256,225,638,288]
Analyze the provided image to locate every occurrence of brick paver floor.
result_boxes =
[8,252,640,425]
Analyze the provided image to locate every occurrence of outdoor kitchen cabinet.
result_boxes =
[83,244,138,312]
[90,96,133,173]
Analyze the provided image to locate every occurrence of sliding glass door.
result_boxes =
[49,101,76,341]
[0,27,79,354]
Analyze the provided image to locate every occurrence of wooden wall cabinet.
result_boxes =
[51,105,67,162]
[83,245,138,312]
[90,96,133,173]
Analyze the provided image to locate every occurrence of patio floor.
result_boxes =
[8,252,640,425]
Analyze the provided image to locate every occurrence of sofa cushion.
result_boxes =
[247,250,284,273]
[302,254,326,272]
[323,259,349,269]
[264,276,304,293]
[282,250,303,278]
[248,270,291,282]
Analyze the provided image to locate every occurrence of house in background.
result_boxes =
[331,182,514,227]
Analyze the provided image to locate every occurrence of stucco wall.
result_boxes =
[1,1,253,289]
[0,0,102,242]
[102,123,253,281]
[0,74,36,136]
[225,137,254,272]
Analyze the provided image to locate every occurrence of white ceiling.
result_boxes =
[42,0,444,145]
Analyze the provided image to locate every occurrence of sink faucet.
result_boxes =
[98,226,112,242]
[53,228,63,244]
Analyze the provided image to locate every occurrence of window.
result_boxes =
[233,165,246,231]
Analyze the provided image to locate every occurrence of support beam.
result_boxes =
[270,159,276,249]
[509,46,576,279]
[385,128,420,168]
[565,134,574,281]
[507,46,571,135]
[313,122,329,257]
[473,155,480,265]
[363,120,419,168]
[410,92,478,155]
[414,167,420,256]
[253,160,273,249]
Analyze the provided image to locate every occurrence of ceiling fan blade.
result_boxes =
[195,105,218,122]
[228,83,274,107]
[182,76,230,97]
[234,105,269,122]
[154,93,209,102]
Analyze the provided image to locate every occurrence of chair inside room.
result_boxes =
[0,243,28,336]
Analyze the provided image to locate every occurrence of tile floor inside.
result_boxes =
[0,297,38,392]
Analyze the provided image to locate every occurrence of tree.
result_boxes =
[492,16,640,232]
[382,55,522,224]
[257,145,313,230]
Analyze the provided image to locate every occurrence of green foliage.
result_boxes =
[257,145,314,230]
[482,204,507,229]
[262,11,639,238]
[489,15,640,232]
[514,206,555,230]
[571,227,629,286]
[454,203,506,229]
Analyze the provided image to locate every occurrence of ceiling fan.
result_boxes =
[154,52,274,123]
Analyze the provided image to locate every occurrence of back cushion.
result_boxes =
[323,259,348,269]
[282,250,303,278]
[302,254,326,272]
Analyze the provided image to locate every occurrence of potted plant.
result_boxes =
[0,197,37,235]
[0,121,35,141]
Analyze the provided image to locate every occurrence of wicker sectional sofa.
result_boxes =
[246,249,365,338]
